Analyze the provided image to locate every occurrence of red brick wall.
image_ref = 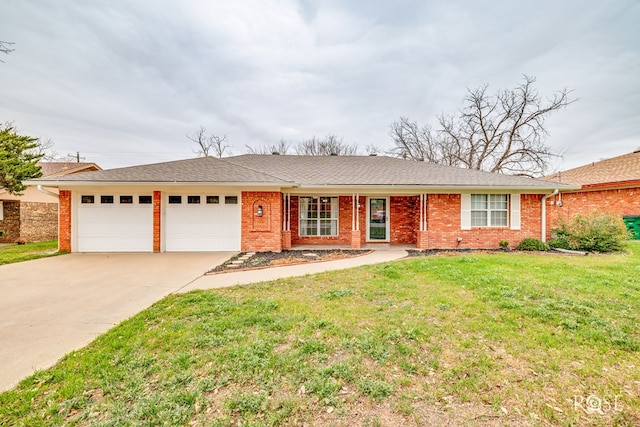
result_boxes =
[59,190,72,252]
[389,196,418,244]
[243,193,545,251]
[424,193,543,249]
[546,187,640,236]
[153,191,161,252]
[241,191,283,252]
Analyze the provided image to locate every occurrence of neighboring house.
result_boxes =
[0,162,101,243]
[544,150,640,234]
[30,155,576,253]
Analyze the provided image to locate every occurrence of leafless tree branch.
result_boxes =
[294,135,359,156]
[187,126,229,158]
[0,40,15,63]
[245,140,291,155]
[31,137,59,161]
[389,75,575,176]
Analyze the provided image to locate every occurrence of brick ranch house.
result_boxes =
[0,162,101,243]
[544,150,640,235]
[29,155,577,253]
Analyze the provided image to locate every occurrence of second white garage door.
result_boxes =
[165,194,241,251]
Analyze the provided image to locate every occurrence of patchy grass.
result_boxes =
[0,240,60,265]
[1,243,639,426]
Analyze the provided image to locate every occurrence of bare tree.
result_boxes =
[0,41,15,63]
[187,126,229,158]
[3,121,59,161]
[295,134,359,156]
[31,137,59,161]
[364,144,381,155]
[389,118,459,164]
[245,140,291,155]
[390,75,574,176]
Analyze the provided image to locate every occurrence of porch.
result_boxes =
[280,194,429,250]
[291,243,418,251]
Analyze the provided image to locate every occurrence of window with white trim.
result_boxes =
[299,196,338,236]
[471,194,509,227]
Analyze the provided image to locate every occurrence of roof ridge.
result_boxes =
[221,155,298,183]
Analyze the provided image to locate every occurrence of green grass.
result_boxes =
[2,243,639,426]
[0,240,60,265]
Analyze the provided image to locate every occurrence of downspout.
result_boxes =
[37,185,59,199]
[541,189,559,242]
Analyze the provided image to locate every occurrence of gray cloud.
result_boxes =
[1,0,638,170]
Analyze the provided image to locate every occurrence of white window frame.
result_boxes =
[299,196,339,237]
[468,194,509,227]
[0,201,3,220]
[461,193,521,230]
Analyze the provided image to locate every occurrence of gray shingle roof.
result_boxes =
[225,155,573,189]
[33,154,576,190]
[35,157,289,183]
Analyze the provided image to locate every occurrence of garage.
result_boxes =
[77,193,153,252]
[164,193,241,251]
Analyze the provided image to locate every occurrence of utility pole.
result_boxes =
[66,152,85,163]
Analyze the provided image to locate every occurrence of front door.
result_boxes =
[368,197,389,241]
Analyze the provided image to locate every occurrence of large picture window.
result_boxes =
[299,196,338,236]
[471,194,508,227]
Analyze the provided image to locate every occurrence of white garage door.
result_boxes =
[77,194,153,252]
[165,194,241,251]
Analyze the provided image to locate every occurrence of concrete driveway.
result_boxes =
[0,252,233,392]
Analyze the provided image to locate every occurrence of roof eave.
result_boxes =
[576,179,640,191]
[25,180,299,188]
[290,183,579,193]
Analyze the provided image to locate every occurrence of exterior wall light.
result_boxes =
[257,205,263,217]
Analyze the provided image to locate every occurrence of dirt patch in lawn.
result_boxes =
[209,249,370,274]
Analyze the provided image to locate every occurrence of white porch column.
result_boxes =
[351,193,361,249]
[417,193,428,249]
[419,193,428,231]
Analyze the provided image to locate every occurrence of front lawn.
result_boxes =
[0,240,59,265]
[1,244,639,426]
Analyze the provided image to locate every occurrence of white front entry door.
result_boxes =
[367,197,389,242]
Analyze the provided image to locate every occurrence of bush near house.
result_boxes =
[515,237,549,251]
[551,210,630,253]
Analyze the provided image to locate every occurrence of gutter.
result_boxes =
[541,188,559,242]
[37,185,59,199]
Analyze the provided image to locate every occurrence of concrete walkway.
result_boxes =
[179,249,407,293]
[0,249,406,392]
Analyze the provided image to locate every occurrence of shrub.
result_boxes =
[552,211,629,253]
[547,235,571,250]
[498,240,509,250]
[515,238,549,251]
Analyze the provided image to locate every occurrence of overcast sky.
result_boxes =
[1,0,639,172]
